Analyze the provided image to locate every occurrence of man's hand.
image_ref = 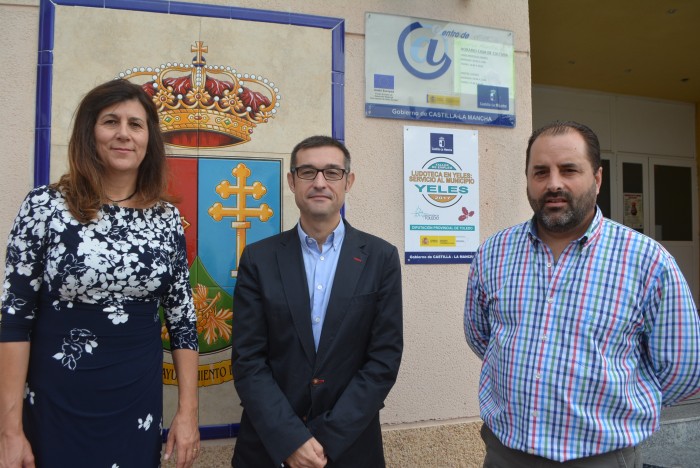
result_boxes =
[284,437,326,468]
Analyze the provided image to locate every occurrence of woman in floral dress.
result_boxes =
[0,80,200,467]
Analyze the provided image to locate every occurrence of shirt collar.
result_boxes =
[527,206,603,249]
[297,219,346,252]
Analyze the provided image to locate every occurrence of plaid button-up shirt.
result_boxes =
[464,208,700,461]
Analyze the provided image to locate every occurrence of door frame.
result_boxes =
[648,155,700,303]
[616,153,651,235]
[615,152,699,306]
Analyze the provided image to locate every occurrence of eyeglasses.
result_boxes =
[292,166,348,181]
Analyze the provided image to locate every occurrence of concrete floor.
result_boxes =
[640,401,700,468]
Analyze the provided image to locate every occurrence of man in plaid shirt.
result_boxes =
[465,121,700,467]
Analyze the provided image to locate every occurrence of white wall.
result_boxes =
[0,0,533,429]
[533,85,696,159]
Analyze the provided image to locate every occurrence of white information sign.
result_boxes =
[366,13,515,127]
[404,126,479,264]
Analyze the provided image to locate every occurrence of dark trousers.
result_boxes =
[481,424,642,468]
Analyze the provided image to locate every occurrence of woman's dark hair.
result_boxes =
[52,79,169,222]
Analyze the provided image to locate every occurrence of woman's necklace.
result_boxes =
[105,190,137,206]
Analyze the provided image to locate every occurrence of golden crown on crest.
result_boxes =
[117,41,281,148]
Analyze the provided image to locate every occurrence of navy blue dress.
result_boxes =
[0,186,198,467]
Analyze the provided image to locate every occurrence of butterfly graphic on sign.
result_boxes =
[458,207,475,221]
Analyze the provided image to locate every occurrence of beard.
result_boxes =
[528,183,598,233]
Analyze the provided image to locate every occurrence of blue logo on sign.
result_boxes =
[477,84,509,110]
[430,133,453,154]
[397,22,452,80]
[374,74,395,90]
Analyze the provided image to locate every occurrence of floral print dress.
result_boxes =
[0,186,198,467]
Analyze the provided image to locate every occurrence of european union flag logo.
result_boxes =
[374,74,395,90]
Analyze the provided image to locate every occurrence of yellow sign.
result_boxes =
[420,235,457,247]
[163,359,233,387]
[427,94,461,106]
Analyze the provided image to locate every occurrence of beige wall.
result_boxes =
[0,0,532,463]
[0,1,39,280]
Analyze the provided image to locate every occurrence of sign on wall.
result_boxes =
[404,126,479,264]
[623,193,644,229]
[366,13,515,127]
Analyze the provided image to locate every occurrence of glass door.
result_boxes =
[649,157,699,304]
[616,154,698,306]
[597,155,616,220]
[617,155,649,234]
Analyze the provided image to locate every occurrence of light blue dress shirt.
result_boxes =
[297,221,345,350]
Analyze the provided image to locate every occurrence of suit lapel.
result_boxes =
[315,222,367,362]
[277,228,316,365]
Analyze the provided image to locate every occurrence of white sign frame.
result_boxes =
[404,126,479,264]
[366,13,515,127]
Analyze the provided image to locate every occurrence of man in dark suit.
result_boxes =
[231,135,403,468]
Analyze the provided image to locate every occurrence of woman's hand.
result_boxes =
[0,343,34,468]
[0,430,35,468]
[164,349,199,467]
[163,407,200,467]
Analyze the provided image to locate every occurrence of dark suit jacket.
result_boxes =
[231,221,403,467]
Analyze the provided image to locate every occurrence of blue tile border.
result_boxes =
[35,64,52,129]
[162,423,240,442]
[105,0,170,14]
[55,0,106,7]
[231,7,289,24]
[33,128,51,187]
[332,72,345,142]
[37,0,55,51]
[169,1,229,18]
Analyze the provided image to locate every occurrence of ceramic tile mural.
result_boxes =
[41,1,343,433]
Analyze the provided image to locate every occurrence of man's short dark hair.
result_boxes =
[526,121,601,174]
[291,135,351,172]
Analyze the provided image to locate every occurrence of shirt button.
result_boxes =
[532,410,538,418]
[317,284,323,290]
[528,448,535,455]
[547,297,553,303]
[541,334,547,342]
[320,256,325,261]
[535,372,542,379]
[313,316,320,323]
[546,263,552,268]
